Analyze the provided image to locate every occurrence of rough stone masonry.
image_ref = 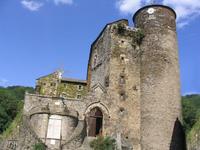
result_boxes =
[1,4,186,150]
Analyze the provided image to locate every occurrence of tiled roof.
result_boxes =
[61,78,87,84]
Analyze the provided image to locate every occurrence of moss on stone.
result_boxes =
[36,72,59,97]
[36,71,87,99]
[57,82,87,99]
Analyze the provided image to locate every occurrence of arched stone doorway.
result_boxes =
[88,107,103,137]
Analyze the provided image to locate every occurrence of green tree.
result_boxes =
[0,86,34,134]
[182,94,200,133]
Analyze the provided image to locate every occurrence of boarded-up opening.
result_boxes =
[88,107,103,137]
[47,115,62,140]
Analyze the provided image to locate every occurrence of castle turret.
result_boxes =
[134,5,186,150]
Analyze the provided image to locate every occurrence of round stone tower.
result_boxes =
[133,5,185,150]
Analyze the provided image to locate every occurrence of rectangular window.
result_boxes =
[93,55,97,66]
[77,94,82,99]
[120,92,126,101]
[120,75,125,84]
[47,115,62,139]
[104,76,109,87]
[120,54,126,63]
[50,83,56,86]
[77,85,83,91]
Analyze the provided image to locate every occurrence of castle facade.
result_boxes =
[3,4,186,150]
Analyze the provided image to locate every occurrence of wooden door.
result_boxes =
[87,107,103,137]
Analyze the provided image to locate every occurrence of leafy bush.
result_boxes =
[187,117,200,142]
[33,142,46,150]
[134,29,145,45]
[117,24,126,35]
[90,136,116,150]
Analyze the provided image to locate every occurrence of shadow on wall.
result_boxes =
[170,118,187,150]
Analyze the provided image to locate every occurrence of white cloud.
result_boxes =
[21,0,43,11]
[182,91,200,96]
[21,0,73,11]
[54,0,73,5]
[163,0,200,28]
[116,0,141,14]
[177,21,189,29]
[116,0,200,28]
[0,78,9,87]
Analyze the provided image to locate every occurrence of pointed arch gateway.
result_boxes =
[88,107,103,137]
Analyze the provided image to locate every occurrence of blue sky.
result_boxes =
[0,0,199,95]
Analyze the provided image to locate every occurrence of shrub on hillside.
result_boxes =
[90,136,116,150]
[33,142,46,150]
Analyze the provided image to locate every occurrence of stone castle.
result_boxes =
[2,4,187,150]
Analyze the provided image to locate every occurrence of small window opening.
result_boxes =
[121,40,124,43]
[120,75,125,84]
[50,83,56,86]
[120,92,126,100]
[105,76,109,87]
[77,94,82,99]
[78,85,83,90]
[133,85,138,91]
[94,55,97,66]
[120,54,126,63]
[120,107,125,112]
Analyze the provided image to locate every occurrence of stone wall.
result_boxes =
[86,19,142,149]
[36,71,61,97]
[134,5,184,150]
[23,93,87,149]
[57,81,87,99]
[6,4,185,150]
[108,21,141,150]
[88,24,111,89]
[0,116,42,150]
[36,71,87,99]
